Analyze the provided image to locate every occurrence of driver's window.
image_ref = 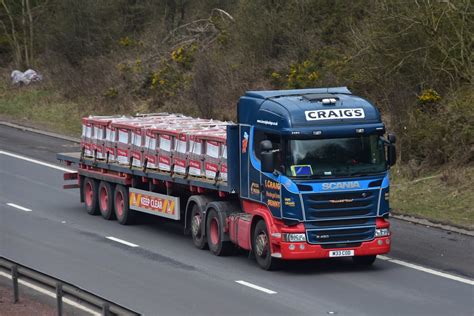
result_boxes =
[253,129,282,172]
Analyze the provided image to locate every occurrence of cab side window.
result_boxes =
[253,129,283,172]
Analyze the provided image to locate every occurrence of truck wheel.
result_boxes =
[98,181,115,220]
[114,185,135,225]
[253,220,280,270]
[83,177,99,215]
[352,255,377,266]
[206,208,233,256]
[190,204,207,249]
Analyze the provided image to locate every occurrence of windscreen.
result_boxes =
[286,135,386,178]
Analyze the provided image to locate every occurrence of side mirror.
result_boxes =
[260,140,275,173]
[388,133,396,144]
[260,140,273,152]
[388,144,397,166]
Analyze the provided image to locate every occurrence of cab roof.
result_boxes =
[238,87,383,134]
[245,86,351,99]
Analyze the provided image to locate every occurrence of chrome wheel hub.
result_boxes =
[191,215,201,237]
[255,233,268,257]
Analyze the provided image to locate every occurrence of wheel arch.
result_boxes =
[241,200,280,253]
[250,215,265,251]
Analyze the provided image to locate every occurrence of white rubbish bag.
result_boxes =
[11,69,43,85]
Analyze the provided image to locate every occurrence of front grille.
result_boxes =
[302,189,379,245]
[307,191,374,201]
[304,190,378,221]
[313,200,371,209]
[311,218,373,228]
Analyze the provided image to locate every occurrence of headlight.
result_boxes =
[375,228,390,237]
[282,233,306,242]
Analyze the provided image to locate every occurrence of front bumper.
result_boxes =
[278,236,391,260]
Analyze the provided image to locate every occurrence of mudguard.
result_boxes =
[205,201,241,242]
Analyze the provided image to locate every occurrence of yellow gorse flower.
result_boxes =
[418,89,441,104]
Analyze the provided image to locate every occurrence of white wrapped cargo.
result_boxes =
[80,112,231,183]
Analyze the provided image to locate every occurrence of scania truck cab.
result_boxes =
[236,86,396,269]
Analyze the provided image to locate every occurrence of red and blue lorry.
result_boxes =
[58,86,396,270]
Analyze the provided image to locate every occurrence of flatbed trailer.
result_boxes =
[57,123,240,226]
[57,151,238,194]
[58,87,396,270]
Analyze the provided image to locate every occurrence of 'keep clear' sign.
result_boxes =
[305,108,365,121]
[129,188,180,220]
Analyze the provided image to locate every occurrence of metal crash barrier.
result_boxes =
[0,257,140,316]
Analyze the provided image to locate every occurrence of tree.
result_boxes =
[0,0,40,68]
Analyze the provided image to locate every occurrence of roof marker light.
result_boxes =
[322,98,337,105]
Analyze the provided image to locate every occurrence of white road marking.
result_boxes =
[0,271,100,315]
[378,255,474,285]
[106,236,139,248]
[235,280,277,294]
[6,203,32,212]
[0,150,75,172]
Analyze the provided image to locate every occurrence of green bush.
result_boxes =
[402,87,473,166]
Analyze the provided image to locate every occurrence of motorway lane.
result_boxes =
[1,143,473,314]
[389,219,474,278]
[0,124,80,163]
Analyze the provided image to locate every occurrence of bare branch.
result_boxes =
[1,0,22,67]
[26,0,34,65]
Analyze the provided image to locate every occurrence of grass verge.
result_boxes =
[391,166,474,230]
[0,85,86,136]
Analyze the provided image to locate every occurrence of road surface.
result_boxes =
[0,124,473,315]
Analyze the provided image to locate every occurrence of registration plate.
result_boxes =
[329,250,354,257]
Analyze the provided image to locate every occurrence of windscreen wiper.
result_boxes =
[349,171,385,177]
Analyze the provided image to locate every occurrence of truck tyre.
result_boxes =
[190,204,207,249]
[252,220,280,270]
[206,208,233,256]
[114,185,135,225]
[352,255,377,266]
[98,181,115,220]
[83,177,99,215]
